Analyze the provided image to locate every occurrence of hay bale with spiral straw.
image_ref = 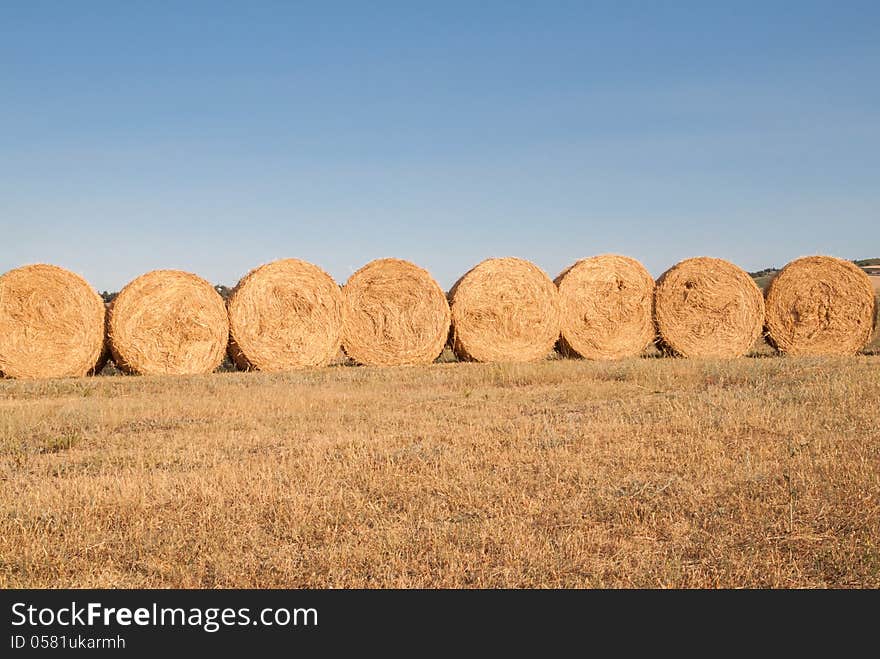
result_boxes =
[449,257,560,362]
[0,264,106,378]
[764,256,876,356]
[654,257,763,358]
[227,259,343,371]
[342,258,450,366]
[108,270,228,375]
[555,254,655,360]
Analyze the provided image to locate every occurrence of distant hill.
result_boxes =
[748,267,779,278]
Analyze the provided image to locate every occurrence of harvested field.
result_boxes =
[1,353,878,588]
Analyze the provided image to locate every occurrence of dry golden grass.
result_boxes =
[1,352,879,588]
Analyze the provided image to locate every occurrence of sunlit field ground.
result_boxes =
[1,334,878,588]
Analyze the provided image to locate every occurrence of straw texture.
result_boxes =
[0,264,106,378]
[555,254,655,360]
[108,270,229,375]
[342,258,450,366]
[765,256,876,355]
[654,257,764,358]
[227,259,343,371]
[449,257,560,362]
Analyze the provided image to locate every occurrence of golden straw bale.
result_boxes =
[555,254,655,360]
[654,257,763,358]
[342,258,450,366]
[227,259,343,371]
[449,257,560,362]
[0,264,106,378]
[108,270,228,375]
[764,256,876,355]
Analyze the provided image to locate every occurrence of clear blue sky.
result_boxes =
[2,1,878,291]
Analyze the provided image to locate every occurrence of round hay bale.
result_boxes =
[342,258,450,366]
[654,257,763,358]
[764,256,876,356]
[555,254,655,360]
[227,259,343,371]
[0,264,106,379]
[108,270,228,375]
[449,257,560,362]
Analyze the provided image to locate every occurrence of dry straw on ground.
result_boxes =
[0,264,106,379]
[654,257,764,358]
[449,257,560,362]
[227,259,343,371]
[764,256,876,356]
[2,356,879,588]
[555,254,655,360]
[342,258,450,366]
[108,270,228,375]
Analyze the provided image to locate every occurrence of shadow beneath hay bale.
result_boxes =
[97,354,240,375]
[747,336,778,359]
[640,342,665,359]
[217,356,238,372]
[96,361,123,376]
[435,346,459,364]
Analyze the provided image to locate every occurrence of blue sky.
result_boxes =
[2,1,878,291]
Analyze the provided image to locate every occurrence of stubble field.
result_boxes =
[1,343,879,588]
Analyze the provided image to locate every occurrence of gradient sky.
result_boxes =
[2,1,878,291]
